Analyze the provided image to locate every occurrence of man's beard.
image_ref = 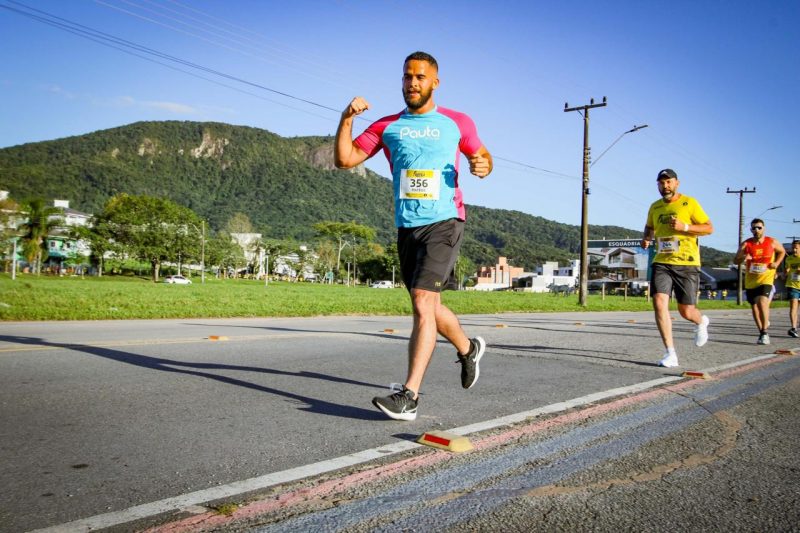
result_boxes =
[403,87,432,110]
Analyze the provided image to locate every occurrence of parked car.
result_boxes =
[163,275,192,285]
[370,280,394,289]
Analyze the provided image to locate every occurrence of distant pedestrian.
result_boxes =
[780,239,800,338]
[734,219,786,345]
[641,169,714,367]
[334,51,492,420]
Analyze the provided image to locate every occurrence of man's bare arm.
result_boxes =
[467,146,493,178]
[334,97,370,169]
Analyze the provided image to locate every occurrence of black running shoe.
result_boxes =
[372,384,418,421]
[457,336,486,389]
[790,328,799,339]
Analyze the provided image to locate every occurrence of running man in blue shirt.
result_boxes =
[335,51,493,421]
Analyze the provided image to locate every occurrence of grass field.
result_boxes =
[0,273,779,321]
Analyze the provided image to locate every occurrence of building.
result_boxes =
[472,256,525,291]
[45,200,93,271]
[517,260,579,293]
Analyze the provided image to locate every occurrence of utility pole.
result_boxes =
[727,187,756,305]
[200,220,205,284]
[790,218,800,243]
[564,97,607,306]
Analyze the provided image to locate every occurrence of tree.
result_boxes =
[205,230,244,278]
[455,254,476,290]
[313,221,376,280]
[99,194,201,282]
[70,222,113,276]
[18,198,62,275]
[312,240,337,283]
[225,212,254,235]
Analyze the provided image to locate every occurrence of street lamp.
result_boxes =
[754,205,782,219]
[562,110,647,306]
[590,125,649,168]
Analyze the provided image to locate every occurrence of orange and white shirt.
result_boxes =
[742,236,777,289]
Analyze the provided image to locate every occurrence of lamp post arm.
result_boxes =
[590,125,648,168]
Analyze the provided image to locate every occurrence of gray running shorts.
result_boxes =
[650,263,700,305]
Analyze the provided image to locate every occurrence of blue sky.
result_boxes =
[1,0,798,254]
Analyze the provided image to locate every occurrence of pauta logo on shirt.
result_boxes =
[399,126,441,139]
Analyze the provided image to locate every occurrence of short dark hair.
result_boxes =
[750,218,764,227]
[405,51,438,70]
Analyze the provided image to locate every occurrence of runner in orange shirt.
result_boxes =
[734,219,787,345]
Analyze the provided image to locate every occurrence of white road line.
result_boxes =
[31,353,777,533]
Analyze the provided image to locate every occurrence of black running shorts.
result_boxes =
[650,263,700,305]
[397,218,464,293]
[745,284,773,305]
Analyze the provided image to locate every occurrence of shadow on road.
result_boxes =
[0,334,386,421]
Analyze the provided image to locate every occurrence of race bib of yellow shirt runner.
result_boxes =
[400,169,441,200]
[657,237,680,254]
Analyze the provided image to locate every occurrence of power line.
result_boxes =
[96,0,357,90]
[2,0,582,183]
[3,0,344,115]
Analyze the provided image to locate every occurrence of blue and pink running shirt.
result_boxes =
[353,106,484,228]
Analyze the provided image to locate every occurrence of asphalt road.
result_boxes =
[1,308,798,532]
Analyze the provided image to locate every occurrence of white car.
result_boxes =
[370,280,394,289]
[164,275,192,285]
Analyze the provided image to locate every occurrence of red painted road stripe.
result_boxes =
[148,355,783,533]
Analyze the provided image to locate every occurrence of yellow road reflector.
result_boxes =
[495,324,507,328]
[682,371,710,379]
[417,431,473,453]
[383,328,397,333]
[627,319,636,323]
[775,349,797,356]
[574,322,584,326]
[208,335,229,341]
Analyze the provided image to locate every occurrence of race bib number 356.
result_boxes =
[400,169,441,200]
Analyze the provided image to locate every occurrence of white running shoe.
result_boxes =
[694,315,710,347]
[757,333,770,345]
[658,351,679,368]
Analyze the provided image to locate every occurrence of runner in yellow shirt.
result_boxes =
[782,239,800,338]
[641,168,714,367]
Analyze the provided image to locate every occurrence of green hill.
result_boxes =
[0,121,732,268]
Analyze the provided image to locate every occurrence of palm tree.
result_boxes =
[18,199,62,275]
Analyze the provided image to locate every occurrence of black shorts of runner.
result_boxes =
[746,284,773,305]
[397,218,464,293]
[650,263,700,305]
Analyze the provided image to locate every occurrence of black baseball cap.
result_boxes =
[657,168,677,180]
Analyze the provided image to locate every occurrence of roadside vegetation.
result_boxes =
[0,274,774,321]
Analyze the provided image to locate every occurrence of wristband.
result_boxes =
[684,223,689,232]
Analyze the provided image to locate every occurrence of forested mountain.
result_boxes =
[0,121,732,268]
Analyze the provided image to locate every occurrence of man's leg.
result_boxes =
[404,288,441,397]
[790,298,798,330]
[653,293,674,349]
[756,295,770,331]
[433,300,471,355]
[751,299,765,332]
[677,303,702,324]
